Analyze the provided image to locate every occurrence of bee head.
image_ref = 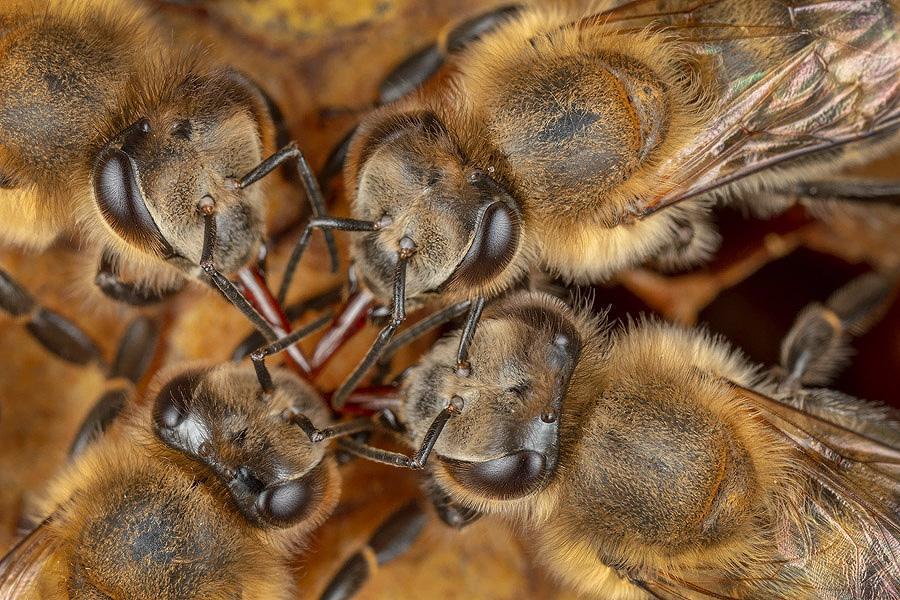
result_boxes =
[401,293,582,504]
[91,68,270,277]
[346,107,524,305]
[151,365,338,532]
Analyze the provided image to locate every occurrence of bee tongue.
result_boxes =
[236,265,312,374]
[310,287,377,373]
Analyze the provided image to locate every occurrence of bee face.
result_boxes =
[152,366,334,529]
[92,70,266,275]
[402,295,581,501]
[349,110,523,303]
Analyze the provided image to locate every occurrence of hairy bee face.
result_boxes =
[152,365,336,529]
[349,110,523,304]
[401,295,581,500]
[92,70,267,275]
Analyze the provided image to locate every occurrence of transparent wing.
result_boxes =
[576,0,900,216]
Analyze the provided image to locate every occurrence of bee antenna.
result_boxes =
[250,312,334,395]
[231,143,343,287]
[330,243,415,409]
[336,396,461,470]
[198,196,217,264]
[277,216,380,305]
[281,407,374,444]
[200,204,280,343]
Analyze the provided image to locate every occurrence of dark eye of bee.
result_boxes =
[170,119,192,140]
[92,119,173,256]
[256,477,314,526]
[448,199,520,288]
[152,371,201,430]
[442,450,547,500]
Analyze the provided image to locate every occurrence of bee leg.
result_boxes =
[231,285,343,361]
[780,271,897,388]
[371,300,472,384]
[778,178,900,206]
[442,3,522,54]
[649,210,718,273]
[249,312,335,393]
[317,42,446,189]
[234,143,340,273]
[278,216,379,305]
[337,397,463,469]
[319,501,428,600]
[454,296,486,376]
[0,267,103,366]
[422,473,482,529]
[95,249,185,306]
[68,316,160,458]
[377,5,525,106]
[319,126,358,189]
[331,243,417,409]
[377,44,444,105]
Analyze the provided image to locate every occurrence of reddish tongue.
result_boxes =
[310,287,376,374]
[235,266,312,373]
[326,385,401,417]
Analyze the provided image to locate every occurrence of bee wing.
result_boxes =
[0,517,57,599]
[577,0,899,216]
[636,385,900,599]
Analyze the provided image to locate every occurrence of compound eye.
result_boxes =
[92,121,173,256]
[443,450,547,500]
[256,478,313,526]
[448,200,520,289]
[152,371,201,430]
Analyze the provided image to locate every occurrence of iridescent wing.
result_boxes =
[636,384,900,599]
[577,0,900,216]
[0,517,57,600]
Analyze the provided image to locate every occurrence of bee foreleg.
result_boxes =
[779,271,897,388]
[95,249,184,306]
[0,267,103,366]
[68,315,159,458]
[377,44,444,105]
[319,127,357,190]
[319,501,428,600]
[421,473,482,529]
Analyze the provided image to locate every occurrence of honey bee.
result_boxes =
[332,279,900,599]
[284,0,900,406]
[0,313,370,599]
[0,0,334,332]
